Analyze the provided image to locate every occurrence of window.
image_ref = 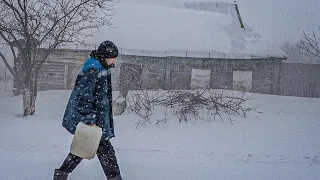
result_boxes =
[233,71,252,91]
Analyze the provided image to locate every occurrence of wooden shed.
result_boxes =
[37,49,90,91]
[35,48,286,97]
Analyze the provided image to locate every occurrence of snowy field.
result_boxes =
[0,89,319,180]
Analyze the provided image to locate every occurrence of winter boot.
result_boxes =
[53,169,69,180]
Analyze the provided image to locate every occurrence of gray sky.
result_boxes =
[237,0,320,44]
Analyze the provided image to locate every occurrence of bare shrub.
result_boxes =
[126,88,260,127]
[126,89,165,127]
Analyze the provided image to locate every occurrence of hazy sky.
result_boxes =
[237,0,320,44]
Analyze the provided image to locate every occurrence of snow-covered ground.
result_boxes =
[0,89,319,180]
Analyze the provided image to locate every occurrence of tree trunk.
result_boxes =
[22,71,38,116]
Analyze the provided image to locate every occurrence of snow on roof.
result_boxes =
[80,2,284,58]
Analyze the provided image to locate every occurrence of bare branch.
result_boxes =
[297,29,320,58]
[0,52,14,76]
[1,0,24,24]
[0,32,18,64]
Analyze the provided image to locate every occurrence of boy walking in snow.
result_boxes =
[53,41,122,180]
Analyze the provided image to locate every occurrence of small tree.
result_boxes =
[298,27,320,58]
[0,0,115,116]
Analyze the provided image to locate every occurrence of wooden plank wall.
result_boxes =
[280,63,320,97]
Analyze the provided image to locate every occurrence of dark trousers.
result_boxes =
[59,140,121,179]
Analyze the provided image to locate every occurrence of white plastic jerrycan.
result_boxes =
[70,122,102,160]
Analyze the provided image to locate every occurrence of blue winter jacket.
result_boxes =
[62,57,115,141]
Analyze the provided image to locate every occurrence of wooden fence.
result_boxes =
[280,63,320,97]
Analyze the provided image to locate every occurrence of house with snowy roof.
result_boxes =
[31,1,292,97]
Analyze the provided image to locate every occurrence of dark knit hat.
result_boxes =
[96,40,119,58]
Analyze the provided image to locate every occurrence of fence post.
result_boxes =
[209,52,211,58]
[4,66,7,91]
[164,57,171,90]
[4,65,6,81]
[186,51,188,57]
[63,64,68,89]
